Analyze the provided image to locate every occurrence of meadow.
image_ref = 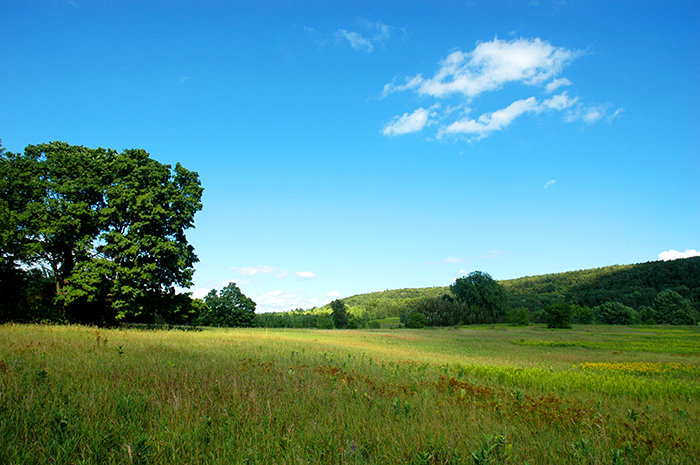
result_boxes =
[1,323,699,464]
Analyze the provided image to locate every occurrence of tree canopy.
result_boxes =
[198,283,256,327]
[0,141,203,324]
[330,299,349,329]
[450,271,509,323]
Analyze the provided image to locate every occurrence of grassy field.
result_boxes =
[1,324,699,464]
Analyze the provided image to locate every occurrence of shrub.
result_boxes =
[316,315,334,329]
[367,320,381,329]
[411,296,466,326]
[571,305,594,324]
[330,299,349,329]
[507,307,530,326]
[543,302,572,329]
[402,311,428,329]
[638,306,656,325]
[594,301,638,325]
[653,290,697,325]
[530,309,545,324]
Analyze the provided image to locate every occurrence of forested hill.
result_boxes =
[341,257,700,315]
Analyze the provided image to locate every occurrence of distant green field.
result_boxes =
[1,323,699,464]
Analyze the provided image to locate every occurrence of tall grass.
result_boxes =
[1,323,698,464]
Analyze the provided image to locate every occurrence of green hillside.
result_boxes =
[340,257,700,316]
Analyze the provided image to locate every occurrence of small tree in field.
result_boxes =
[508,307,531,326]
[543,302,572,329]
[594,301,637,325]
[198,283,256,327]
[653,290,697,325]
[450,271,509,323]
[330,299,349,329]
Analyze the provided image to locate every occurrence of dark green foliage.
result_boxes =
[410,296,466,326]
[507,307,531,326]
[251,259,700,329]
[330,299,349,329]
[571,305,594,324]
[197,283,255,327]
[254,308,323,328]
[543,302,572,329]
[638,306,656,325]
[0,141,203,325]
[400,311,428,328]
[502,257,700,313]
[653,290,697,325]
[316,314,334,329]
[594,301,638,325]
[341,287,447,318]
[450,271,509,323]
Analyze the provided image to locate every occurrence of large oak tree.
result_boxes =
[0,141,203,324]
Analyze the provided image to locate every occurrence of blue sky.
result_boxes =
[1,1,698,312]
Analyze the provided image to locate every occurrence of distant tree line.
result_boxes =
[253,299,382,329]
[501,258,700,314]
[386,261,699,329]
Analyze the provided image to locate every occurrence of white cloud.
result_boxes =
[542,91,578,110]
[584,107,604,123]
[402,37,580,99]
[326,290,341,297]
[230,265,317,280]
[438,96,539,139]
[381,37,617,141]
[294,271,317,280]
[382,107,432,136]
[545,77,572,93]
[477,250,505,260]
[562,102,624,125]
[658,249,700,261]
[360,19,392,42]
[544,179,556,189]
[231,265,281,276]
[254,290,311,313]
[335,30,374,53]
[190,288,210,300]
[435,91,579,140]
[607,107,624,123]
[334,19,393,54]
[444,256,464,263]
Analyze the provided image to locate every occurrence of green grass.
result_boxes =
[1,323,699,464]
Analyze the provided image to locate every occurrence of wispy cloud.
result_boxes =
[477,250,506,260]
[326,290,341,297]
[255,290,307,312]
[294,271,317,280]
[658,249,700,261]
[545,77,571,93]
[437,97,539,140]
[320,19,393,54]
[544,179,556,189]
[191,288,209,299]
[565,103,624,125]
[384,37,580,99]
[382,104,439,136]
[230,265,318,281]
[382,37,618,141]
[436,91,578,141]
[335,30,374,53]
